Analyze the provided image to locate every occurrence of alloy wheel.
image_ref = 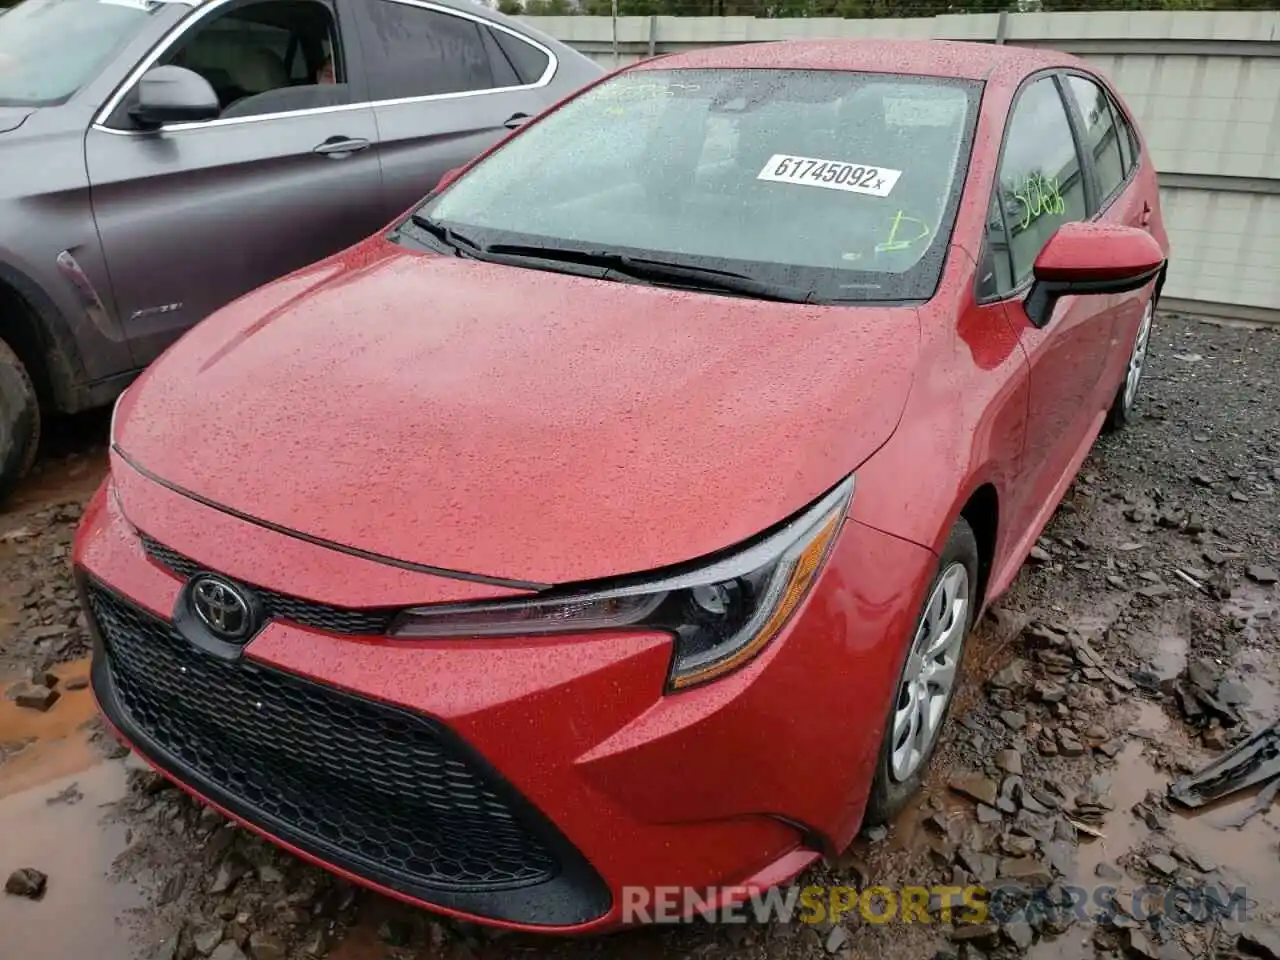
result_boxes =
[890,563,969,783]
[1123,301,1154,412]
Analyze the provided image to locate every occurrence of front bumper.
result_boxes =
[75,464,936,932]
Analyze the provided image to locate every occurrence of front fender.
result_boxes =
[847,256,1030,580]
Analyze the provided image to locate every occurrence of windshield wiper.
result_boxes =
[407,214,483,257]
[484,243,818,304]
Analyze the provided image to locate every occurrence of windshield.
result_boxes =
[0,0,174,106]
[418,68,980,303]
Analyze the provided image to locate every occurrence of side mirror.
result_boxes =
[434,167,464,192]
[129,65,220,129]
[1024,221,1165,329]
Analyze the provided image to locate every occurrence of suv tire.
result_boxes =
[0,337,40,505]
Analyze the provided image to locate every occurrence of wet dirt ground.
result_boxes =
[1,313,1278,960]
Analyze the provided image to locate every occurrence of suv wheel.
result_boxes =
[0,338,40,505]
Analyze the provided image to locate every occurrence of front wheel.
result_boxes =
[1104,298,1154,433]
[0,338,40,506]
[862,519,978,826]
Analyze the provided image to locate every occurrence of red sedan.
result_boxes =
[75,39,1168,931]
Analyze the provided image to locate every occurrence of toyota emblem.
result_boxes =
[189,575,254,642]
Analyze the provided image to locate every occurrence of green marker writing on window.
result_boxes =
[1012,172,1065,230]
[875,211,932,254]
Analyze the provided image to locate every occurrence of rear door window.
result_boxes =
[361,0,496,100]
[1065,74,1127,210]
[490,26,550,85]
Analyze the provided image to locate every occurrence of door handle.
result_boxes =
[503,113,531,130]
[313,136,370,157]
[1139,202,1152,228]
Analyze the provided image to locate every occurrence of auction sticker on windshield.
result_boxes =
[757,154,901,198]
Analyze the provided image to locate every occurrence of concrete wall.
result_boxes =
[520,10,1280,322]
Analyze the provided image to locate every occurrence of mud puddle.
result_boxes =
[0,660,144,960]
[1028,694,1280,960]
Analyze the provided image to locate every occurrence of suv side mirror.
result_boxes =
[1024,221,1164,329]
[130,66,221,129]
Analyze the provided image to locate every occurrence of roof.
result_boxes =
[634,38,1076,82]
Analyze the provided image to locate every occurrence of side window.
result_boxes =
[118,0,347,126]
[490,27,550,86]
[1065,75,1126,207]
[363,1,495,100]
[996,77,1088,283]
[1111,95,1139,176]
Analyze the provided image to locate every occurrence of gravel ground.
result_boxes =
[1,313,1278,960]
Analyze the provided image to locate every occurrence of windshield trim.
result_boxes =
[405,67,985,306]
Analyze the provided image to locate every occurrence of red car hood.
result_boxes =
[114,243,920,586]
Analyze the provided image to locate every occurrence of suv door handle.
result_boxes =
[313,136,370,157]
[503,113,531,130]
[1139,201,1152,228]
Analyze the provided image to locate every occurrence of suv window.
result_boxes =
[491,27,549,85]
[363,0,495,100]
[994,76,1088,284]
[114,0,346,126]
[1065,74,1127,208]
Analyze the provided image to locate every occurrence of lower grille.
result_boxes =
[88,584,558,890]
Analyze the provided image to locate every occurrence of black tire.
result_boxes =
[862,518,979,827]
[1103,297,1155,434]
[0,337,40,506]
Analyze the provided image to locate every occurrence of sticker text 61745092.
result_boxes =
[757,154,902,198]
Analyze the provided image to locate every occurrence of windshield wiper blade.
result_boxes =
[484,243,817,304]
[408,214,483,256]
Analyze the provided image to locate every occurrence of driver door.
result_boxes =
[983,75,1115,539]
[85,0,385,367]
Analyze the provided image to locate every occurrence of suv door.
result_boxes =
[85,0,385,367]
[979,74,1112,535]
[353,0,558,220]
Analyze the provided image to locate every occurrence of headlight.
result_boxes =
[389,476,854,690]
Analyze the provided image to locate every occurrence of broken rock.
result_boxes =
[996,748,1023,776]
[1122,928,1161,959]
[1147,853,1179,877]
[998,856,1052,885]
[4,867,48,899]
[949,776,999,807]
[247,931,288,960]
[1240,925,1280,960]
[192,924,226,956]
[6,681,60,712]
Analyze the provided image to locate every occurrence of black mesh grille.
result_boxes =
[88,584,559,890]
[139,533,395,636]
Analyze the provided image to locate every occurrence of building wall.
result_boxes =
[521,10,1280,321]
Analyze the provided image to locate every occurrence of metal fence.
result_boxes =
[520,9,1280,323]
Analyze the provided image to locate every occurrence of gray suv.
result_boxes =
[0,0,602,500]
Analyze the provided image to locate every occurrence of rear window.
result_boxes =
[421,68,981,303]
[0,0,170,106]
[491,27,549,85]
